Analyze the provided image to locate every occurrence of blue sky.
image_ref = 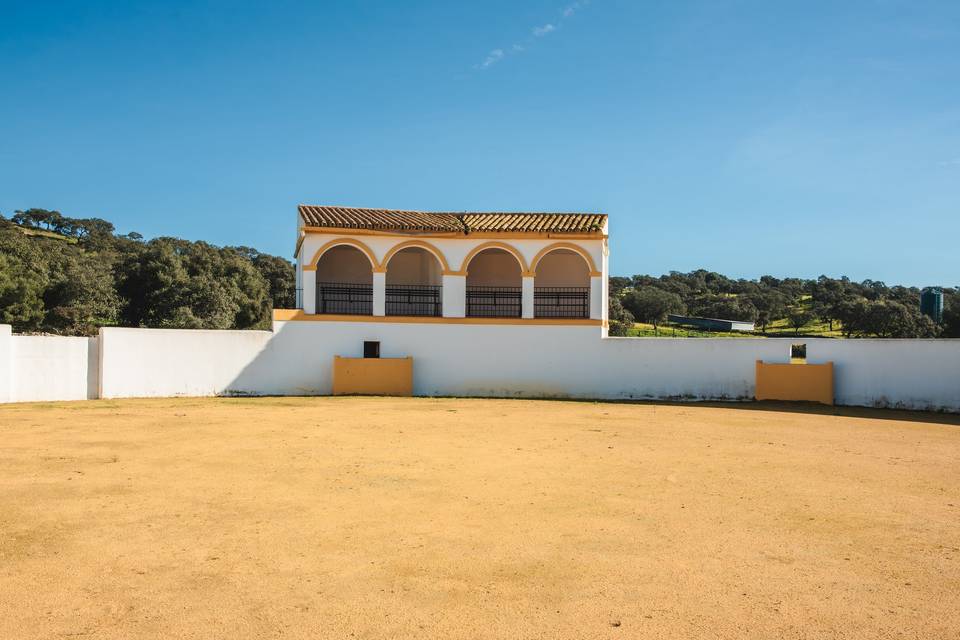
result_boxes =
[1,1,958,285]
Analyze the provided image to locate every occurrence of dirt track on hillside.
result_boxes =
[1,397,959,639]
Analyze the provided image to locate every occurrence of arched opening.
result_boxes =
[465,248,522,317]
[385,247,443,317]
[533,249,591,318]
[315,245,374,315]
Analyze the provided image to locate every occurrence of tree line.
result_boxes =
[0,209,295,335]
[608,270,960,338]
[3,209,957,340]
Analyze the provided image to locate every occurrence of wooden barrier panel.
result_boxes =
[332,356,413,396]
[755,360,834,406]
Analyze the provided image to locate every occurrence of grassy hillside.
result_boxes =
[626,319,844,338]
[15,226,78,243]
[626,297,846,339]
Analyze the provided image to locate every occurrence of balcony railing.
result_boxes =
[534,287,590,318]
[317,282,373,315]
[466,286,522,318]
[309,282,592,319]
[386,284,442,317]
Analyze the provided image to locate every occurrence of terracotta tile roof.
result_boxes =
[298,205,463,232]
[460,212,606,233]
[298,205,605,234]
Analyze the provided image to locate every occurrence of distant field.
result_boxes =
[628,316,845,339]
[2,397,959,639]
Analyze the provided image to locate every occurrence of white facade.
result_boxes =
[297,228,608,321]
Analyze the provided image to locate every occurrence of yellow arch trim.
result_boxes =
[459,241,529,273]
[307,238,379,270]
[529,242,598,275]
[381,240,451,272]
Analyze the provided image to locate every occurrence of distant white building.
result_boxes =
[285,205,609,324]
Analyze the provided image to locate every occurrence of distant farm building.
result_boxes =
[667,314,755,332]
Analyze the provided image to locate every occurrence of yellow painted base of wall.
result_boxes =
[332,356,413,396]
[273,309,603,327]
[755,360,834,406]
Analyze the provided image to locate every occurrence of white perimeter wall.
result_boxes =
[93,322,789,401]
[6,332,98,402]
[0,325,11,403]
[99,327,272,398]
[2,323,958,411]
[807,339,960,411]
[221,321,792,400]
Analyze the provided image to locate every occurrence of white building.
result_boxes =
[288,205,609,324]
[3,204,958,411]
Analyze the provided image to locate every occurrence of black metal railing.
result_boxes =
[317,282,373,315]
[466,286,522,318]
[534,287,590,318]
[386,284,442,317]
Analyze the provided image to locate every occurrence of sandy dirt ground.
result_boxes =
[1,397,959,639]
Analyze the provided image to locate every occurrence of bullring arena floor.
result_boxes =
[1,397,959,639]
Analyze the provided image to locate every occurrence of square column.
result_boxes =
[590,275,603,320]
[442,274,466,318]
[373,271,386,316]
[302,269,317,314]
[600,240,609,323]
[522,275,535,319]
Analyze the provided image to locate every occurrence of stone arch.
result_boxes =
[307,238,379,270]
[382,240,451,273]
[529,242,598,275]
[459,241,529,274]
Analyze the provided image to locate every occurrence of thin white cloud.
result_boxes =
[533,23,556,37]
[563,1,586,17]
[474,1,592,70]
[477,48,505,69]
[938,158,960,167]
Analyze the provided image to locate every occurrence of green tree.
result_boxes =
[860,300,936,338]
[232,247,297,309]
[749,290,788,334]
[622,287,685,333]
[11,208,65,233]
[607,295,635,337]
[943,290,960,338]
[43,251,120,334]
[689,295,758,323]
[787,308,814,335]
[117,239,272,330]
[608,276,631,298]
[0,225,50,331]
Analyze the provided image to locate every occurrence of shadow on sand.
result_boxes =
[455,395,960,427]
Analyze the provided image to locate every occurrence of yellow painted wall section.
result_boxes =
[332,356,413,396]
[755,360,834,406]
[271,309,603,326]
